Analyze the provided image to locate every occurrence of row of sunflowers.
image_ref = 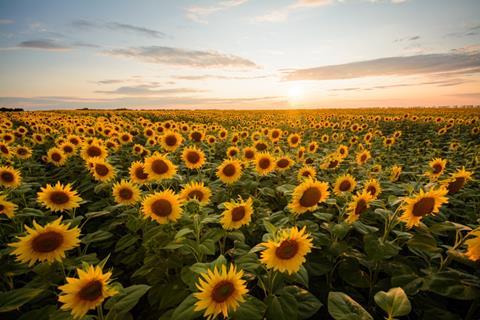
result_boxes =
[0,108,479,320]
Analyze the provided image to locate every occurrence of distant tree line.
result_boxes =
[0,107,24,112]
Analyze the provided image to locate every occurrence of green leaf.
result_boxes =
[105,284,150,319]
[230,295,266,320]
[374,287,411,318]
[338,259,370,288]
[0,288,44,313]
[328,292,373,320]
[364,235,399,261]
[283,286,322,319]
[175,228,194,239]
[265,290,298,320]
[115,234,139,252]
[171,293,203,320]
[81,230,113,244]
[263,220,277,234]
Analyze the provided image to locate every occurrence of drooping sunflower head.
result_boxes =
[255,152,275,176]
[194,264,248,320]
[0,194,17,218]
[333,174,357,195]
[88,157,116,182]
[144,153,177,181]
[142,190,183,224]
[275,156,294,171]
[0,166,22,188]
[161,131,183,151]
[181,146,206,170]
[363,178,382,199]
[129,161,149,184]
[288,178,330,215]
[58,264,118,319]
[112,180,141,205]
[9,217,80,266]
[37,182,82,212]
[216,159,243,185]
[465,229,480,261]
[399,187,449,228]
[442,167,473,195]
[345,190,374,224]
[220,197,254,230]
[390,165,402,182]
[260,226,313,274]
[320,154,342,170]
[297,165,317,181]
[179,181,212,205]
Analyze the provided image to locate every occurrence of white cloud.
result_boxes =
[186,0,248,23]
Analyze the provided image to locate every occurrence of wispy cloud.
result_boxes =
[96,85,204,96]
[394,35,420,42]
[255,0,406,22]
[0,19,14,25]
[186,0,248,23]
[17,39,71,51]
[173,74,272,80]
[445,23,480,38]
[72,19,166,38]
[285,50,480,80]
[104,46,257,68]
[330,78,469,92]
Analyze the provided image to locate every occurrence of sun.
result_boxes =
[287,84,304,101]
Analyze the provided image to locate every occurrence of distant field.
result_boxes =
[1,108,479,320]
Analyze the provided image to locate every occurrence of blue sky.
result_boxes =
[0,0,479,109]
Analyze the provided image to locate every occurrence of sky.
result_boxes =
[0,0,479,110]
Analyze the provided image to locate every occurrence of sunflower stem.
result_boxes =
[97,304,105,320]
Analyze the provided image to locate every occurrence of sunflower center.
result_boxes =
[151,199,172,217]
[245,150,254,159]
[339,180,351,191]
[0,145,8,154]
[222,164,236,177]
[87,146,102,157]
[63,146,73,153]
[412,197,435,217]
[366,185,377,196]
[272,131,279,138]
[256,143,267,151]
[49,191,70,204]
[291,137,299,144]
[122,135,129,141]
[328,160,338,168]
[360,155,367,162]
[188,190,204,201]
[186,151,200,164]
[93,163,109,176]
[78,280,103,301]
[165,135,177,146]
[51,152,62,162]
[1,171,14,183]
[191,132,202,142]
[277,159,289,168]
[300,187,321,207]
[211,280,235,303]
[151,159,169,175]
[354,199,368,216]
[259,158,271,169]
[119,188,133,200]
[447,177,465,194]
[432,164,443,174]
[275,239,299,260]
[302,170,311,177]
[231,206,246,222]
[135,167,148,180]
[17,148,27,155]
[31,231,64,253]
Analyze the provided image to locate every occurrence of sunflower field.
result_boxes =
[0,108,479,320]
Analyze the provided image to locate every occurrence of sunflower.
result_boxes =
[442,167,473,195]
[37,182,82,212]
[390,165,402,182]
[88,158,116,182]
[179,181,211,205]
[112,180,141,205]
[59,142,77,156]
[242,147,256,161]
[182,146,206,170]
[255,152,275,176]
[426,158,447,179]
[81,142,107,160]
[287,133,301,148]
[356,150,371,165]
[260,226,313,274]
[47,147,67,166]
[320,155,342,170]
[333,174,357,195]
[0,194,17,218]
[220,197,254,230]
[0,142,12,158]
[399,187,449,228]
[227,146,240,158]
[0,166,22,188]
[465,229,480,261]
[216,159,243,184]
[9,217,80,266]
[336,145,349,159]
[363,178,382,199]
[288,178,329,215]
[275,156,294,171]
[144,153,177,181]
[129,161,149,184]
[194,264,248,320]
[15,146,32,160]
[297,165,317,181]
[345,190,374,224]
[58,264,118,319]
[161,131,183,152]
[142,190,183,224]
